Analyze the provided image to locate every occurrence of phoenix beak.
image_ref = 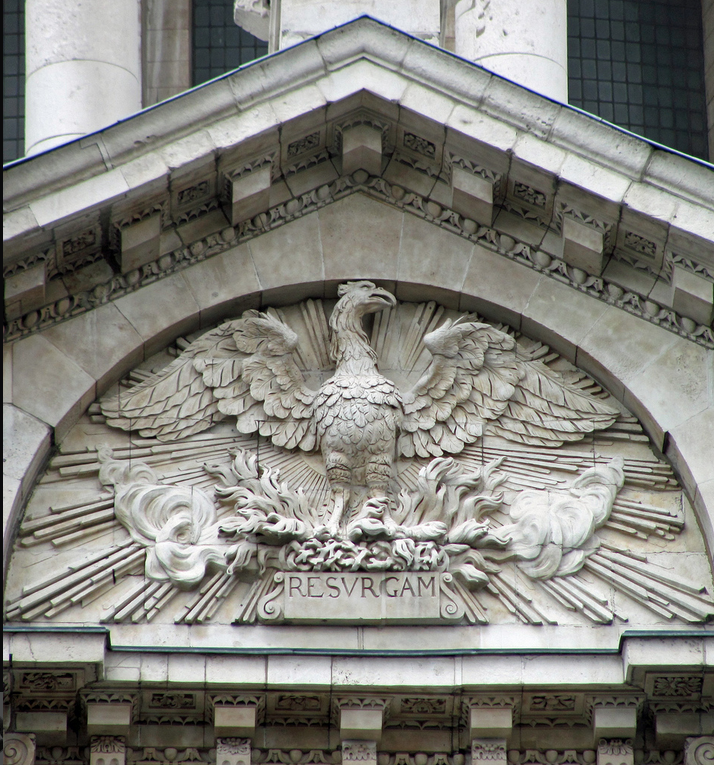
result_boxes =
[370,288,397,309]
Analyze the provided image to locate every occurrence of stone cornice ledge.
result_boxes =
[3,626,713,688]
[3,17,713,213]
[4,176,713,347]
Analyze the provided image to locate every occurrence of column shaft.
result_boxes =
[25,0,142,155]
[454,0,568,102]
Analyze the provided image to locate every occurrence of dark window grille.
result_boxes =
[568,0,708,160]
[193,0,268,86]
[4,0,25,163]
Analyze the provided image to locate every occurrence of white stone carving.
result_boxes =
[90,737,126,765]
[6,293,713,628]
[98,453,226,589]
[500,457,624,579]
[216,738,251,765]
[684,737,714,765]
[342,741,377,764]
[99,281,618,535]
[3,734,36,765]
[597,740,634,765]
[91,429,628,624]
[471,739,508,765]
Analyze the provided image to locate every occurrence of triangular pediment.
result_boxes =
[4,18,713,348]
[4,18,714,755]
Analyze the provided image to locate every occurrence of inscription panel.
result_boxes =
[283,572,441,622]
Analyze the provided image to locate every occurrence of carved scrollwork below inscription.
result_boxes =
[684,738,714,765]
[257,572,285,622]
[4,734,37,765]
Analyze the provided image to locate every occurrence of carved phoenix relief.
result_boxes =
[100,281,618,536]
[7,283,713,627]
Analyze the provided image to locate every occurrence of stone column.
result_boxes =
[25,0,142,156]
[239,0,441,51]
[453,0,568,102]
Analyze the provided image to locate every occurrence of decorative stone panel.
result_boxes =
[216,739,251,765]
[89,737,126,765]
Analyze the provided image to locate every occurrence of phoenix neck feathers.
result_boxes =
[329,304,380,377]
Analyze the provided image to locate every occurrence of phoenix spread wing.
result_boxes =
[399,317,619,458]
[100,311,318,449]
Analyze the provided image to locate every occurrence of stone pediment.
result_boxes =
[4,16,714,757]
[4,18,714,625]
[3,18,713,349]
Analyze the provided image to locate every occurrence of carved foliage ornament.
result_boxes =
[6,285,714,627]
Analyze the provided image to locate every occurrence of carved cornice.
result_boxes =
[586,693,645,724]
[4,172,712,348]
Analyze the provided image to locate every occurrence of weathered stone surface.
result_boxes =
[577,307,681,417]
[397,214,473,293]
[2,404,51,580]
[214,706,256,738]
[41,303,145,393]
[248,213,325,290]
[5,262,47,320]
[522,275,610,363]
[120,214,162,272]
[86,703,132,736]
[594,707,637,739]
[469,707,513,739]
[624,339,712,443]
[182,243,262,327]
[342,123,383,177]
[671,267,714,327]
[320,194,402,282]
[11,333,96,440]
[461,242,540,327]
[113,272,200,357]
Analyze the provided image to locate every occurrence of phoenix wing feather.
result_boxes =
[100,311,318,449]
[399,318,618,457]
[100,321,246,441]
[217,311,318,451]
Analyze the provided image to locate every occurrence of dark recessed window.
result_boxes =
[568,0,708,160]
[3,0,24,163]
[192,0,268,86]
